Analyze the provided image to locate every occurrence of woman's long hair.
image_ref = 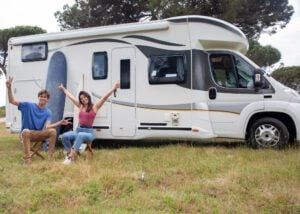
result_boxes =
[78,91,93,112]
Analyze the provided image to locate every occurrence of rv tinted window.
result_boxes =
[22,42,47,62]
[92,52,108,79]
[149,55,186,84]
[120,59,130,89]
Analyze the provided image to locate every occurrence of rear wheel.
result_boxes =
[248,117,289,149]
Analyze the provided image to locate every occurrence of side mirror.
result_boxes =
[253,69,264,88]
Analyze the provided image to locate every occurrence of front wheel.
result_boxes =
[248,117,289,149]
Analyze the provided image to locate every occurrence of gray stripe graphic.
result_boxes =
[92,92,249,114]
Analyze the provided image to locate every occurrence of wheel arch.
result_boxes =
[245,112,296,143]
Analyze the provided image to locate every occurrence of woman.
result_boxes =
[59,82,120,164]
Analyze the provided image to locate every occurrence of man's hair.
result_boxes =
[38,89,50,99]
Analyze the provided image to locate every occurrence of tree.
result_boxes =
[0,26,46,77]
[148,0,294,39]
[55,0,148,30]
[55,0,294,40]
[272,66,300,90]
[246,40,281,67]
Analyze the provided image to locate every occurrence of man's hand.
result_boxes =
[60,119,72,126]
[6,76,13,89]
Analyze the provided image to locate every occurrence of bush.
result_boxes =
[0,106,5,117]
[272,66,300,91]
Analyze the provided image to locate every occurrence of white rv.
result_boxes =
[6,15,300,149]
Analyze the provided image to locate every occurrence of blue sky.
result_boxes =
[0,0,299,106]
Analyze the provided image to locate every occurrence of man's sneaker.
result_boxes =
[62,155,72,165]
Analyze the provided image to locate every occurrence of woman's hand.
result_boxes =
[58,83,65,91]
[114,81,120,90]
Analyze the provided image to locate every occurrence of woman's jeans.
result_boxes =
[61,127,94,152]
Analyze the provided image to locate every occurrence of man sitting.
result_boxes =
[6,76,69,165]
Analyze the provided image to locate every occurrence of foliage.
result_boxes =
[0,26,46,77]
[0,106,5,118]
[54,0,148,30]
[0,123,299,213]
[247,40,281,67]
[55,0,294,39]
[272,66,300,90]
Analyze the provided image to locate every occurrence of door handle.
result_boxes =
[114,89,117,97]
[209,87,217,100]
[264,95,272,99]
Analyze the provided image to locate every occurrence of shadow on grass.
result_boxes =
[92,139,246,149]
[91,139,300,150]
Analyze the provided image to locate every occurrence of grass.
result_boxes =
[0,122,299,213]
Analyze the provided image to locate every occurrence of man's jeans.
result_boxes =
[21,128,56,162]
[61,127,94,152]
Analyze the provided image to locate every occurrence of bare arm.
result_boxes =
[45,119,71,129]
[93,82,120,112]
[6,76,19,106]
[59,84,81,108]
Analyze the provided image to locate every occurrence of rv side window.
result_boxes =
[148,55,186,84]
[92,52,108,79]
[120,59,130,89]
[22,42,48,62]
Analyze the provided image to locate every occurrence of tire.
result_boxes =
[248,117,289,149]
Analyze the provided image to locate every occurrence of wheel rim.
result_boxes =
[254,124,280,147]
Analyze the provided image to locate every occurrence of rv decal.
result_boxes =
[168,17,245,38]
[140,123,167,126]
[92,126,109,129]
[138,126,192,131]
[123,35,185,47]
[207,102,250,114]
[92,92,242,114]
[68,38,131,46]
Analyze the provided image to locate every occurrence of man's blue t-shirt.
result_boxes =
[18,102,52,131]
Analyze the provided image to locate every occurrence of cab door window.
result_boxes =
[210,54,254,89]
[235,55,254,88]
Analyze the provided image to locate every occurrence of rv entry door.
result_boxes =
[111,47,136,137]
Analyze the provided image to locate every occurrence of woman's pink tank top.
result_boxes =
[78,108,96,127]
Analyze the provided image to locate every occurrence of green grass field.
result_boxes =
[0,122,299,213]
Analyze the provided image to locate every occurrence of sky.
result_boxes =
[0,0,300,106]
[0,0,75,106]
[259,0,300,68]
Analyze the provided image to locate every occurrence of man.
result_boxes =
[6,76,69,165]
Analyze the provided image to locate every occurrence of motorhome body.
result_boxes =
[6,15,300,148]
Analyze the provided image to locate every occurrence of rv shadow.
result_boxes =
[92,139,247,149]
